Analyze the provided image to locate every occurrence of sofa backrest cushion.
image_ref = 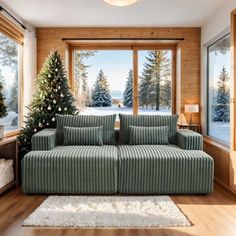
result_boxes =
[63,126,103,146]
[56,114,116,145]
[119,114,178,144]
[129,126,169,145]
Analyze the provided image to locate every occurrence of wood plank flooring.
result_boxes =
[0,184,236,236]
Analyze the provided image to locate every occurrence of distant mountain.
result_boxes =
[111,90,123,99]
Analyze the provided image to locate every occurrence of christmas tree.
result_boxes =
[123,69,133,107]
[0,81,7,119]
[18,50,78,157]
[91,70,112,107]
[213,67,230,122]
[139,51,171,110]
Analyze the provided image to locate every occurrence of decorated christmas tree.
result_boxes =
[214,67,230,122]
[0,81,7,119]
[18,50,78,157]
[91,70,112,107]
[123,69,133,107]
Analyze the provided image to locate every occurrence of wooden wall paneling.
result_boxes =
[204,139,230,187]
[230,9,236,192]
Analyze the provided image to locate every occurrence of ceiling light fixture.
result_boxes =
[104,0,138,7]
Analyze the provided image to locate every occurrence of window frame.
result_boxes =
[69,42,177,117]
[206,32,231,146]
[0,14,24,137]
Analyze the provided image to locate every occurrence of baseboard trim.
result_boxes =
[214,179,236,196]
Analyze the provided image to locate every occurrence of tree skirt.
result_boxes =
[23,196,191,227]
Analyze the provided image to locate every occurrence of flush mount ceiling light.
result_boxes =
[104,0,138,7]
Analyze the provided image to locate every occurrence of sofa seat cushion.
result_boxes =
[22,145,118,194]
[118,145,214,194]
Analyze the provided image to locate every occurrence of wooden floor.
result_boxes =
[0,184,236,236]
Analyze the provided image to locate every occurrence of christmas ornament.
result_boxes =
[48,74,51,78]
[64,107,67,111]
[48,105,52,111]
[53,99,57,104]
[34,128,37,132]
[52,117,56,122]
[58,106,62,112]
[55,68,58,72]
[39,122,43,128]
[60,93,64,98]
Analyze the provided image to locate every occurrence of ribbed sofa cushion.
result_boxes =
[63,126,103,146]
[118,145,214,194]
[119,114,178,144]
[22,145,118,194]
[129,126,169,145]
[56,114,116,145]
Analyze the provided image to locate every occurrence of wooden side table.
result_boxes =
[0,136,18,194]
[178,124,201,133]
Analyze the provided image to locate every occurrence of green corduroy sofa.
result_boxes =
[22,114,214,195]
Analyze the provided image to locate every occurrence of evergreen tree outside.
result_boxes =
[160,76,171,108]
[213,67,230,122]
[139,50,171,110]
[18,51,78,157]
[123,69,133,107]
[139,66,154,108]
[91,70,112,107]
[74,51,96,108]
[8,72,18,113]
[0,81,7,119]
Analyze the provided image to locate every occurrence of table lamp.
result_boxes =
[184,104,199,125]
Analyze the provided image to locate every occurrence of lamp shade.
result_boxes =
[104,0,138,6]
[184,104,199,113]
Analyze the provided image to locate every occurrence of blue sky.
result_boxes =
[84,50,171,93]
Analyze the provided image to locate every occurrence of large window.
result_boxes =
[72,47,174,118]
[207,34,230,144]
[0,32,22,133]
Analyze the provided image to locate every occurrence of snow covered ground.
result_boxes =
[80,106,171,122]
[209,121,230,144]
[80,106,171,119]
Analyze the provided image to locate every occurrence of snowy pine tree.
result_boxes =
[123,69,133,107]
[214,67,230,122]
[0,81,7,119]
[139,66,154,108]
[8,72,18,113]
[18,50,78,157]
[74,51,95,108]
[139,51,171,110]
[92,70,112,107]
[160,76,171,108]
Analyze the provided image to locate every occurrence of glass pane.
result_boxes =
[138,50,172,115]
[207,34,230,143]
[0,33,20,132]
[73,50,133,119]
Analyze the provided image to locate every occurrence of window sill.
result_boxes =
[4,130,20,138]
[203,136,230,154]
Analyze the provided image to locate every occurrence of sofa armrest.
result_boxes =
[177,129,203,150]
[31,129,56,151]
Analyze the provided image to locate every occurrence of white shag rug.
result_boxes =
[23,196,191,228]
